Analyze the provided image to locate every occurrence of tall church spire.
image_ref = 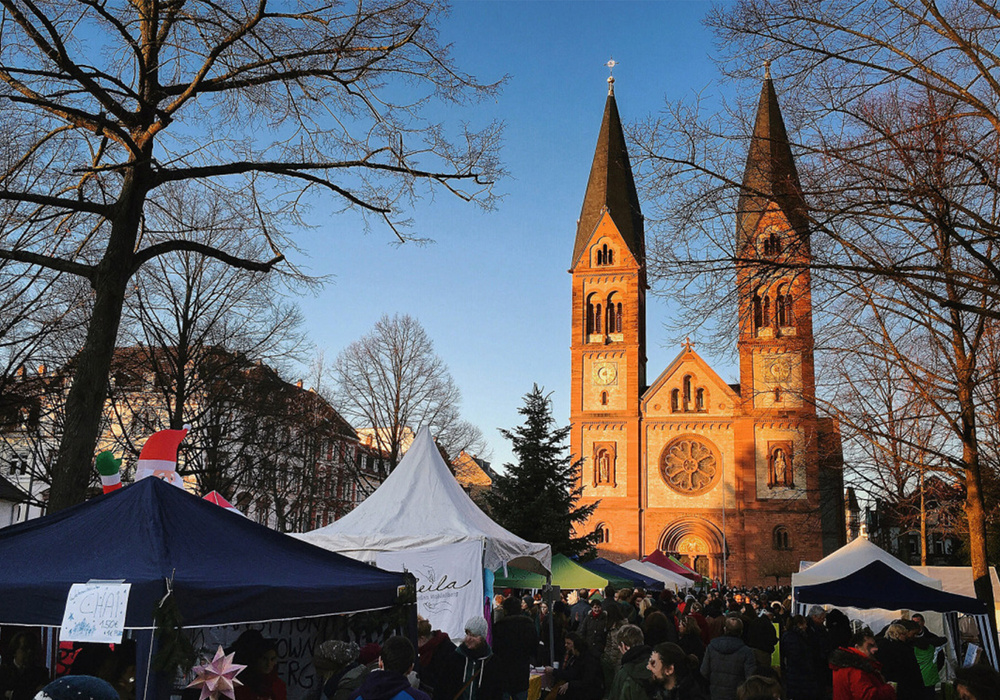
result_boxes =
[572,86,644,269]
[737,70,807,252]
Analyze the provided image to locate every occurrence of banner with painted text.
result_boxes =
[377,541,482,641]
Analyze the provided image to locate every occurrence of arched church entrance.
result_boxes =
[659,518,728,582]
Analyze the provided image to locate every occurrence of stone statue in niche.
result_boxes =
[769,447,794,487]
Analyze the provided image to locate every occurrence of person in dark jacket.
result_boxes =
[829,629,896,700]
[741,612,776,676]
[416,618,457,699]
[0,632,49,700]
[804,606,834,695]
[699,617,755,700]
[351,636,429,700]
[434,617,501,700]
[608,625,652,700]
[780,616,821,700]
[647,642,708,700]
[873,621,922,699]
[547,633,604,700]
[493,596,539,700]
[678,617,705,665]
[579,598,610,656]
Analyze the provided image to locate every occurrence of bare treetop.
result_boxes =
[0,0,505,510]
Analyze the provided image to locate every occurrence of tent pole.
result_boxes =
[547,574,555,667]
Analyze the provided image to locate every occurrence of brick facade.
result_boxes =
[569,78,844,585]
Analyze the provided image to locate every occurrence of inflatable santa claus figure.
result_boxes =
[134,426,190,489]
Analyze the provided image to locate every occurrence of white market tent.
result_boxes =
[297,427,551,639]
[793,537,941,590]
[792,537,998,671]
[620,559,689,590]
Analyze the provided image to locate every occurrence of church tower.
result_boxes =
[570,75,646,555]
[733,68,843,572]
[736,66,816,419]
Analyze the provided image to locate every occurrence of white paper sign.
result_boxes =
[377,541,483,642]
[60,582,132,643]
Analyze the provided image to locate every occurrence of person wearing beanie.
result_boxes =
[314,640,360,700]
[492,597,538,700]
[433,617,500,700]
[349,637,428,700]
[34,677,118,700]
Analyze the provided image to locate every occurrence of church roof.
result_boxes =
[572,84,644,268]
[737,72,808,249]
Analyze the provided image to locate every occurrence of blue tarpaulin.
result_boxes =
[0,477,408,628]
[795,560,988,615]
[584,557,664,591]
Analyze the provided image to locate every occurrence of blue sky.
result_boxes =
[294,1,745,469]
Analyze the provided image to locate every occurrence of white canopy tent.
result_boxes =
[620,559,689,590]
[793,537,941,590]
[792,538,998,671]
[297,427,551,639]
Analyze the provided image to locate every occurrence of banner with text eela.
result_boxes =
[376,540,482,641]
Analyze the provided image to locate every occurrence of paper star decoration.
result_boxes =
[187,646,246,700]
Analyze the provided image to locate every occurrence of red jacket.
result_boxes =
[829,647,896,700]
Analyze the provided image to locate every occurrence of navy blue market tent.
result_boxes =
[585,557,664,591]
[0,477,408,628]
[795,560,988,615]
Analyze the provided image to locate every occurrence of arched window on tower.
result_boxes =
[753,290,763,332]
[595,303,603,334]
[783,288,794,326]
[671,388,680,413]
[762,295,771,327]
[606,294,623,335]
[696,388,705,412]
[595,243,615,266]
[683,375,692,410]
[586,294,597,336]
[772,526,790,550]
[601,391,608,406]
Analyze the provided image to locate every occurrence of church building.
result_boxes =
[570,72,845,584]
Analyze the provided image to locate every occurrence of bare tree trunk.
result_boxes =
[48,166,148,511]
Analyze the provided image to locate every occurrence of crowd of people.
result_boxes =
[3,584,1000,700]
[458,585,1000,700]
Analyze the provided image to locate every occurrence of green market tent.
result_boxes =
[493,554,632,590]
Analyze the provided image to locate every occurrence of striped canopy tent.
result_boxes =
[493,554,631,590]
[643,549,702,581]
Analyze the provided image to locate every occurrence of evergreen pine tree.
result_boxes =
[487,385,599,558]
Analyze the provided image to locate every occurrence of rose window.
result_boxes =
[660,437,720,496]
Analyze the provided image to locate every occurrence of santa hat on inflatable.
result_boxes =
[134,426,189,489]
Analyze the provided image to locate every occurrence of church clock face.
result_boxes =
[593,361,618,386]
[766,356,791,382]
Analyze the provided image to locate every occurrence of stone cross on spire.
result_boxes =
[606,58,618,96]
[682,337,695,352]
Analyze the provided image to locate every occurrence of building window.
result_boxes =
[670,388,680,413]
[777,284,794,326]
[595,523,610,543]
[753,291,763,331]
[595,243,615,266]
[773,526,791,550]
[695,388,705,412]
[600,391,608,406]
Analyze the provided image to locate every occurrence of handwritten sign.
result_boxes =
[60,582,131,643]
